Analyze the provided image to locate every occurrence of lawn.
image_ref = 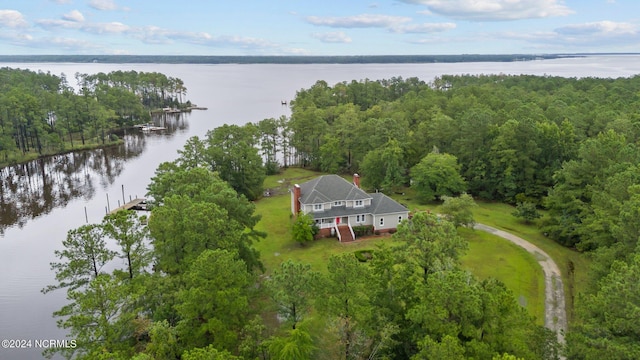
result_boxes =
[460,227,544,322]
[252,167,547,322]
[390,191,591,322]
[254,193,389,273]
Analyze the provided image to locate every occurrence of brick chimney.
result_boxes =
[353,173,360,188]
[292,184,301,214]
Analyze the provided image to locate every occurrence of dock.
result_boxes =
[109,198,149,214]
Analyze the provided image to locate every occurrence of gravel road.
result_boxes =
[474,223,567,347]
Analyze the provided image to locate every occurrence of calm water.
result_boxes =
[1,56,640,359]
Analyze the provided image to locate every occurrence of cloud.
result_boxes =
[311,31,352,43]
[62,10,85,22]
[89,0,118,11]
[132,26,276,49]
[37,18,130,34]
[390,22,456,33]
[400,0,574,21]
[556,20,636,36]
[501,20,638,48]
[306,14,412,28]
[0,29,102,52]
[305,12,456,36]
[0,10,29,28]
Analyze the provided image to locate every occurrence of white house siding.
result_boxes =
[374,212,408,231]
[348,214,373,226]
[302,203,320,213]
[346,199,371,208]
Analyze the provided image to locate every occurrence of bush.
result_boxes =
[354,250,374,262]
[512,201,542,224]
[352,225,374,237]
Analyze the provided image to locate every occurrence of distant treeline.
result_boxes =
[0,54,576,64]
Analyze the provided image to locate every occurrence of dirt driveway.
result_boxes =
[474,223,567,347]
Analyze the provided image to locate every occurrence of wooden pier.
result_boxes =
[109,198,148,214]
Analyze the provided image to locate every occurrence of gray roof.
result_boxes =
[299,175,370,204]
[369,193,409,215]
[297,175,408,219]
[310,192,408,219]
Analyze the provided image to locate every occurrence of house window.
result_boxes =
[313,204,323,211]
[354,200,363,207]
[380,217,384,226]
[356,215,364,222]
[334,201,343,206]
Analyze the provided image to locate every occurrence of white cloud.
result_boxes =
[0,10,29,28]
[311,31,352,43]
[306,13,456,36]
[500,21,638,48]
[48,37,99,49]
[37,18,129,34]
[285,47,312,55]
[390,22,456,33]
[62,10,85,22]
[89,0,118,11]
[133,26,276,49]
[306,14,412,28]
[400,0,574,21]
[556,20,636,36]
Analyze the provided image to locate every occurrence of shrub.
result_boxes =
[352,225,374,237]
[354,250,374,262]
[512,201,542,224]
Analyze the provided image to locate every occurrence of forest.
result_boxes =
[0,68,188,166]
[43,74,640,359]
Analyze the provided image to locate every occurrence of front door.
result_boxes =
[341,216,348,225]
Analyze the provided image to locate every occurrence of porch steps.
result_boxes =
[337,225,354,242]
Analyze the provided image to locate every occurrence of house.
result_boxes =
[291,174,409,242]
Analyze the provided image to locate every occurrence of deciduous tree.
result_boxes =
[291,213,317,245]
[440,193,477,228]
[410,152,466,203]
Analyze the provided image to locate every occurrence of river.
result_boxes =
[1,55,640,359]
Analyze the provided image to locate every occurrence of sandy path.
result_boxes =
[474,223,566,346]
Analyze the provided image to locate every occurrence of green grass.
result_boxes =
[460,227,545,323]
[253,167,549,322]
[390,191,591,322]
[262,167,323,192]
[470,202,590,322]
[254,192,389,273]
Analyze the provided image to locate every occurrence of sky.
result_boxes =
[0,0,638,56]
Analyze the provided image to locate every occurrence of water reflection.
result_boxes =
[0,112,188,235]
